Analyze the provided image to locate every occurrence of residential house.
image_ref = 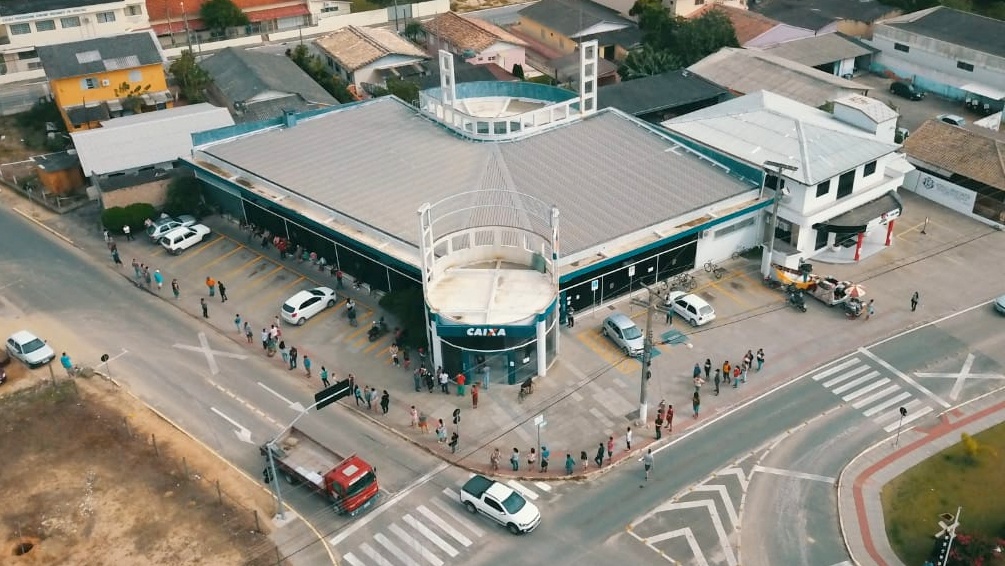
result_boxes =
[689,5,813,48]
[313,25,428,88]
[37,30,170,132]
[70,102,234,206]
[688,47,870,108]
[664,90,913,266]
[590,0,744,17]
[902,119,1005,226]
[145,0,315,46]
[514,0,640,63]
[422,11,526,74]
[869,7,1005,111]
[1,0,149,81]
[598,68,729,123]
[308,0,352,21]
[757,33,877,78]
[201,46,338,123]
[750,0,900,38]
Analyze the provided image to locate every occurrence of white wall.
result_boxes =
[0,1,148,52]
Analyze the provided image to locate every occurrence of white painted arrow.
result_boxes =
[210,407,253,444]
[258,382,306,412]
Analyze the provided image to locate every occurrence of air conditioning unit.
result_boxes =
[698,229,710,239]
[101,79,110,87]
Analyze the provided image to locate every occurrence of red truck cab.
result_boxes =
[328,455,379,515]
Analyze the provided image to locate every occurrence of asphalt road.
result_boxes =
[0,80,47,117]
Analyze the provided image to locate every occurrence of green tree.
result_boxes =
[404,21,425,43]
[163,175,207,217]
[114,81,151,113]
[169,49,212,102]
[629,1,738,67]
[618,46,680,81]
[286,45,354,103]
[200,0,249,35]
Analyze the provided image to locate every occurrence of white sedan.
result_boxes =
[281,287,338,325]
[666,291,716,326]
[6,330,56,368]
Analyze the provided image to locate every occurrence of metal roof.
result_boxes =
[518,0,635,39]
[664,90,899,186]
[758,33,876,68]
[71,103,234,176]
[882,6,1005,60]
[197,97,755,255]
[751,0,897,30]
[201,47,338,107]
[598,69,728,116]
[37,31,163,80]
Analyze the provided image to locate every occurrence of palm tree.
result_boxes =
[404,21,424,43]
[618,46,680,81]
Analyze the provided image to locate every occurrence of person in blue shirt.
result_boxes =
[60,352,73,376]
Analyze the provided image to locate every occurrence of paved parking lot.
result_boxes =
[852,73,984,132]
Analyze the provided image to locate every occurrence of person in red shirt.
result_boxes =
[456,372,466,396]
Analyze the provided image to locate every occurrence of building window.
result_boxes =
[9,23,31,35]
[894,43,909,52]
[126,4,143,16]
[96,11,116,23]
[17,49,38,60]
[816,181,830,197]
[695,0,705,4]
[35,20,56,32]
[128,70,142,82]
[82,77,98,89]
[321,5,339,12]
[713,216,756,238]
[61,16,81,28]
[837,170,855,199]
[957,61,974,72]
[864,161,877,176]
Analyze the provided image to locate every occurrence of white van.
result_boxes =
[159,224,211,254]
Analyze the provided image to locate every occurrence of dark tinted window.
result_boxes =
[816,182,829,197]
[837,170,855,199]
[864,161,877,176]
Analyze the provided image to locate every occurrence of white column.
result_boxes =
[431,323,443,371]
[536,318,547,377]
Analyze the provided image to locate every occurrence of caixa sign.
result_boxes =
[437,324,536,339]
[467,327,506,336]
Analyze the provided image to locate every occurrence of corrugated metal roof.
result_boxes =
[198,98,755,255]
[665,90,898,185]
[758,33,875,67]
[201,47,338,107]
[37,31,163,80]
[71,103,234,175]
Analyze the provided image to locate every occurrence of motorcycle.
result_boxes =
[367,317,388,342]
[0,368,6,385]
[786,285,807,313]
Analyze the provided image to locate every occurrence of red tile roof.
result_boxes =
[246,4,309,22]
[151,19,206,35]
[145,0,299,23]
[688,5,781,45]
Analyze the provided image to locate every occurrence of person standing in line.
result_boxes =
[380,390,390,415]
[279,341,288,364]
[643,449,654,481]
[666,405,674,434]
[320,366,330,387]
[733,364,741,388]
[153,269,163,291]
[607,436,614,463]
[448,432,459,453]
[654,411,663,440]
[218,281,228,302]
[261,329,270,351]
[206,276,216,297]
[743,350,754,371]
[418,412,429,433]
[289,346,298,370]
[234,314,242,333]
[566,307,575,328]
[354,385,363,406]
[471,382,479,408]
[456,372,466,396]
[244,322,253,343]
[527,447,537,469]
[722,360,731,386]
[111,248,123,267]
[409,405,419,427]
[436,420,447,443]
[171,279,180,299]
[540,446,550,473]
[511,448,521,471]
[756,348,765,372]
[303,354,312,378]
[693,390,701,419]
[368,387,379,413]
[565,454,575,475]
[665,302,673,325]
[200,298,209,318]
[703,358,712,380]
[439,369,450,394]
[143,268,152,289]
[132,259,141,279]
[866,299,875,320]
[363,386,372,410]
[714,369,721,396]
[123,224,133,241]
[693,362,702,383]
[390,343,399,367]
[490,448,501,471]
[911,291,919,312]
[412,368,422,392]
[594,443,605,467]
[625,427,633,451]
[581,450,589,470]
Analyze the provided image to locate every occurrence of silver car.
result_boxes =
[602,312,645,356]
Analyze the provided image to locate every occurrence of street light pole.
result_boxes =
[638,281,668,426]
[760,160,798,278]
[893,406,907,446]
[180,1,192,52]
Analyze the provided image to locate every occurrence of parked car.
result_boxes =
[994,294,1005,315]
[6,330,56,368]
[937,114,966,126]
[889,81,924,100]
[459,474,541,534]
[667,290,716,326]
[159,224,211,254]
[281,287,338,325]
[602,312,644,356]
[146,215,197,241]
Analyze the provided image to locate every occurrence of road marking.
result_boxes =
[717,467,749,491]
[832,371,881,395]
[533,481,552,492]
[828,562,853,566]
[388,523,443,566]
[173,332,248,375]
[915,353,1005,401]
[218,257,261,283]
[858,348,950,408]
[257,382,306,411]
[883,405,933,432]
[642,527,709,566]
[403,513,458,558]
[812,358,859,382]
[692,484,739,529]
[842,377,891,402]
[429,497,485,537]
[850,383,900,409]
[417,505,472,547]
[209,407,253,444]
[862,391,913,417]
[359,541,394,566]
[328,462,449,547]
[822,365,871,388]
[588,406,615,429]
[505,480,539,500]
[874,399,923,424]
[341,553,365,566]
[643,500,736,566]
[199,245,244,271]
[752,465,835,484]
[374,532,420,566]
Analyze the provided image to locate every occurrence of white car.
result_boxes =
[159,224,212,254]
[146,215,197,241]
[6,330,56,368]
[281,287,338,325]
[937,114,966,127]
[666,290,716,326]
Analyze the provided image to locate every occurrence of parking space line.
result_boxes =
[243,274,305,311]
[707,275,750,308]
[363,335,392,355]
[166,236,225,266]
[577,331,636,375]
[199,245,245,272]
[218,257,264,283]
[345,315,374,343]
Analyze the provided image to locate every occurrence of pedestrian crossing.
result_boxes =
[811,357,933,433]
[337,475,556,566]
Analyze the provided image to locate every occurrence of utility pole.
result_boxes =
[180,1,192,52]
[638,281,668,426]
[759,160,799,278]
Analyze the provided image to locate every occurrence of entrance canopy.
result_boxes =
[813,191,903,235]
[961,83,1005,101]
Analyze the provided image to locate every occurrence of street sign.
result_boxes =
[627,265,636,277]
[590,279,599,292]
[533,414,546,427]
[315,379,351,410]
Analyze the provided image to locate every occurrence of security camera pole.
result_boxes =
[760,160,799,279]
[638,280,668,426]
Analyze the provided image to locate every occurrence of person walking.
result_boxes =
[456,372,466,396]
[866,299,875,320]
[703,358,712,380]
[654,411,663,440]
[111,248,123,267]
[566,307,575,328]
[233,314,242,333]
[666,405,674,434]
[565,454,575,475]
[218,281,228,302]
[471,382,479,408]
[490,448,501,471]
[439,369,449,394]
[206,276,216,297]
[643,449,654,481]
[692,390,701,419]
[123,224,133,241]
[607,436,614,463]
[132,258,141,279]
[303,354,312,378]
[389,343,399,367]
[320,366,330,387]
[580,450,589,470]
[714,369,721,395]
[424,369,435,393]
[756,348,765,372]
[261,328,270,351]
[911,291,919,312]
[594,443,605,467]
[625,427,633,451]
[289,346,298,370]
[200,298,209,318]
[153,269,163,291]
[244,322,253,343]
[380,390,390,415]
[171,279,180,299]
[511,448,520,471]
[60,352,74,377]
[335,269,344,289]
[278,341,288,364]
[143,268,152,289]
[540,446,550,473]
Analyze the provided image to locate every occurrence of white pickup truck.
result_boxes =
[459,475,541,534]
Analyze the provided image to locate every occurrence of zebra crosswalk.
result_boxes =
[338,476,557,566]
[811,357,933,432]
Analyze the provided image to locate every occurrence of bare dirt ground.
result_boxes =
[0,360,279,566]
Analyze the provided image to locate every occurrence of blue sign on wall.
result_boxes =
[436,324,537,339]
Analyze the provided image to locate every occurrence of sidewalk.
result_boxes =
[837,391,1005,566]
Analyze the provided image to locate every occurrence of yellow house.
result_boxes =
[37,31,172,132]
[516,0,641,63]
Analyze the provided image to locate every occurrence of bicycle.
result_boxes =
[703,260,726,280]
[671,272,697,291]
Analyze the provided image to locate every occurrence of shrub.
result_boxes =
[101,203,156,232]
[164,175,207,217]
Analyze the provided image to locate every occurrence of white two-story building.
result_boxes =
[1,0,149,83]
[664,90,915,268]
